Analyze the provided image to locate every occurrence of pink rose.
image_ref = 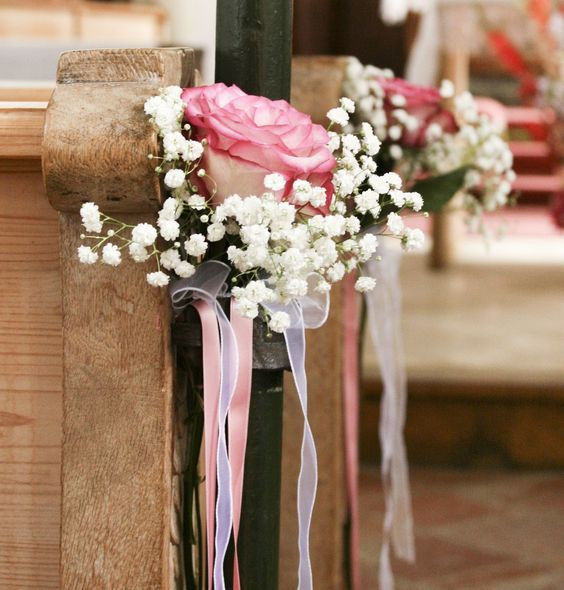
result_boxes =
[379,77,458,148]
[181,84,336,214]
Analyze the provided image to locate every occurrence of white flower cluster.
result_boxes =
[77,87,425,333]
[342,57,515,226]
[342,57,431,160]
[422,92,515,220]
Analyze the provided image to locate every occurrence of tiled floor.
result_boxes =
[360,468,564,589]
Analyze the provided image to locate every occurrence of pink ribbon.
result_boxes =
[342,274,361,590]
[172,262,329,590]
[228,301,254,590]
[192,300,221,590]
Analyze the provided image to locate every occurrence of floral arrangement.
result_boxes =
[77,83,425,331]
[343,57,516,231]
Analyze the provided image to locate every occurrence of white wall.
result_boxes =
[142,0,216,83]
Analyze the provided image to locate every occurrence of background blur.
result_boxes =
[1,1,562,588]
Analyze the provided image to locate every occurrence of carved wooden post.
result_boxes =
[42,48,195,588]
[430,49,470,268]
[284,55,350,590]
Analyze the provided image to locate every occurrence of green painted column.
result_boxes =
[215,2,293,588]
[215,0,293,100]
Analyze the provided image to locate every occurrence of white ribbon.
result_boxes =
[364,240,415,590]
[171,262,329,590]
[170,261,238,590]
[263,287,328,590]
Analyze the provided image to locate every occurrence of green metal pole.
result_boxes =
[215,0,293,100]
[215,2,293,588]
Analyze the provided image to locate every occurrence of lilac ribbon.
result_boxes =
[170,262,329,590]
[264,287,328,590]
[364,240,415,590]
[170,261,238,590]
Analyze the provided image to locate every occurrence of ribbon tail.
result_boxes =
[343,274,361,590]
[365,242,415,590]
[192,300,221,590]
[213,302,239,590]
[228,302,254,590]
[283,302,318,590]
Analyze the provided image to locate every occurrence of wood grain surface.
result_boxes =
[43,48,194,214]
[0,166,62,588]
[0,103,46,161]
[280,56,351,590]
[41,48,194,589]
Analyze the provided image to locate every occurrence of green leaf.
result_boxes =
[413,167,469,213]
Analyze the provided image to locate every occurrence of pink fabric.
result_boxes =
[342,274,361,590]
[193,300,221,590]
[228,302,254,590]
[181,83,336,214]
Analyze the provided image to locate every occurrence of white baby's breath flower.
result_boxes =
[185,233,208,257]
[174,260,195,278]
[345,216,361,234]
[326,261,346,283]
[164,169,186,189]
[292,179,313,205]
[327,132,341,152]
[388,125,402,141]
[391,190,406,208]
[342,134,361,154]
[132,222,158,246]
[264,173,286,192]
[158,219,180,241]
[268,311,291,333]
[402,227,425,251]
[324,214,346,237]
[77,245,98,264]
[386,212,404,235]
[147,271,170,287]
[355,276,377,292]
[163,131,188,160]
[187,194,207,210]
[355,189,379,214]
[327,107,349,127]
[425,122,443,142]
[440,79,455,99]
[358,233,378,261]
[102,243,121,266]
[160,197,180,221]
[160,248,181,271]
[128,242,150,262]
[309,186,327,209]
[389,144,404,159]
[390,94,407,107]
[207,222,226,242]
[382,172,402,189]
[405,192,424,212]
[240,224,270,246]
[80,202,103,233]
[185,140,204,162]
[368,176,390,194]
[340,97,355,113]
[362,134,381,156]
[234,297,259,319]
[315,277,331,293]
